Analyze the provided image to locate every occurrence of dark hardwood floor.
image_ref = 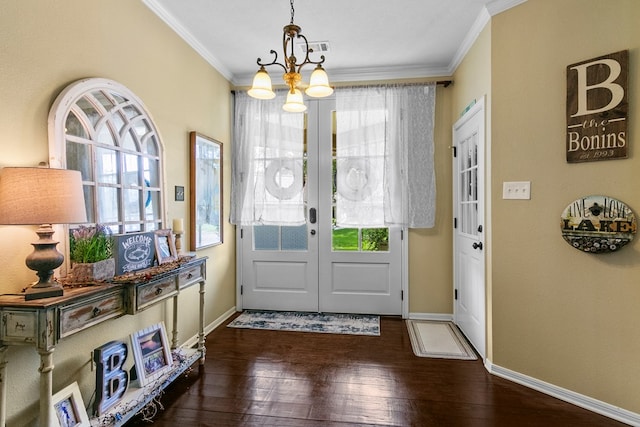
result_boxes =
[127,315,625,426]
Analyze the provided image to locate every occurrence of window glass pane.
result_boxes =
[92,91,114,111]
[145,135,159,156]
[112,111,125,134]
[332,227,358,251]
[123,105,141,120]
[123,154,139,186]
[65,112,88,138]
[96,123,115,146]
[122,129,138,151]
[144,158,160,187]
[66,140,92,180]
[77,97,100,127]
[282,225,307,251]
[145,191,160,220]
[95,147,118,184]
[362,228,389,252]
[83,186,95,223]
[125,223,142,233]
[97,186,119,223]
[133,119,151,137]
[254,225,279,250]
[124,189,141,221]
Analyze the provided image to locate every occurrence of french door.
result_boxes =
[238,98,403,315]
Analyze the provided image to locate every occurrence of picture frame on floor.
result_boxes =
[52,381,90,427]
[130,322,173,386]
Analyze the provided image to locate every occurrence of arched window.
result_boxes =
[48,78,165,234]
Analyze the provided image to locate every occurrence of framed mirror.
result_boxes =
[190,132,223,250]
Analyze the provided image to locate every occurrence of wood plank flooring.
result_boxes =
[126,315,625,426]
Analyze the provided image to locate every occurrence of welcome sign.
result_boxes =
[566,50,628,163]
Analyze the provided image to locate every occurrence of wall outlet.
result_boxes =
[503,181,531,200]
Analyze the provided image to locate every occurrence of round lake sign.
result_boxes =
[561,195,636,253]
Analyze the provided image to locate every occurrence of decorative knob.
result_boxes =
[472,242,483,250]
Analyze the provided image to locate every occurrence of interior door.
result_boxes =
[238,98,402,315]
[453,98,486,358]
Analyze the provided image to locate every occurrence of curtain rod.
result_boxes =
[232,80,453,94]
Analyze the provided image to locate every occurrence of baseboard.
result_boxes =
[408,312,453,322]
[181,306,237,349]
[487,360,640,426]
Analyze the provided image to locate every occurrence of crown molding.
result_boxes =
[142,0,234,81]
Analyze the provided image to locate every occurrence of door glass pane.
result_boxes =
[254,225,279,250]
[332,227,358,251]
[282,225,307,251]
[362,228,389,252]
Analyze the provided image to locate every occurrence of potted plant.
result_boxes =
[69,224,115,282]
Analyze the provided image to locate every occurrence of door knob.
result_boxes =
[310,229,316,235]
[309,207,317,224]
[472,241,483,250]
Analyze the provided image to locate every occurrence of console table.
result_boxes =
[0,256,207,427]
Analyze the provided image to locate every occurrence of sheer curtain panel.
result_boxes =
[231,91,305,225]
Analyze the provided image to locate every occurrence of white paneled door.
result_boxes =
[453,98,486,359]
[238,99,403,315]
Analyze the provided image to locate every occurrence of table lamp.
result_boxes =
[0,167,87,300]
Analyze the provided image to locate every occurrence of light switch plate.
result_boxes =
[503,181,531,200]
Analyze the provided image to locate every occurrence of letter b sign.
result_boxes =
[94,341,129,415]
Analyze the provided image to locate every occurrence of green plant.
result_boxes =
[70,224,113,264]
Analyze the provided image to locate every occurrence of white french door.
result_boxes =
[453,97,486,359]
[238,98,403,315]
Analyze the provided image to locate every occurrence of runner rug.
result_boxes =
[227,310,380,336]
[406,320,477,360]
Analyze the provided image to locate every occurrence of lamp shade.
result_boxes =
[0,167,87,225]
[248,68,276,100]
[305,65,334,98]
[283,89,307,113]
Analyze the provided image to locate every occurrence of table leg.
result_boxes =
[0,346,7,427]
[38,349,54,427]
[171,295,179,349]
[198,280,205,365]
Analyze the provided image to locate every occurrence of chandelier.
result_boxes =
[248,0,333,112]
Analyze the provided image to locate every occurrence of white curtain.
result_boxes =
[336,83,436,228]
[230,90,306,225]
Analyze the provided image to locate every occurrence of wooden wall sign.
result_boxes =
[566,50,628,163]
[113,231,155,275]
[561,195,636,253]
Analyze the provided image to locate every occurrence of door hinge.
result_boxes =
[454,289,458,300]
[240,285,243,295]
[401,290,404,301]
[240,228,243,239]
[452,146,457,157]
[454,218,458,229]
[401,229,404,240]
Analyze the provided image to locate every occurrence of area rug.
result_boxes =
[227,310,380,336]
[406,320,477,360]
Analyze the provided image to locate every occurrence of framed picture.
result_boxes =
[190,131,223,250]
[130,322,173,386]
[52,381,90,427]
[154,229,177,264]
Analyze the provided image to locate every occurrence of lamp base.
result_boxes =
[25,283,64,301]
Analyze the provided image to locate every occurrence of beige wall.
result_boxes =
[452,23,493,358]
[490,0,640,413]
[0,1,234,424]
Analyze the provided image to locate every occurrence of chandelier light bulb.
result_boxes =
[283,89,307,113]
[248,67,276,100]
[305,65,334,98]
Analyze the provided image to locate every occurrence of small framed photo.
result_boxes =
[52,381,90,427]
[154,229,177,264]
[130,322,173,386]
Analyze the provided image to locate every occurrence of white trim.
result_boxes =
[181,306,237,349]
[401,227,409,319]
[142,0,234,81]
[487,360,640,426]
[408,312,454,322]
[485,0,528,16]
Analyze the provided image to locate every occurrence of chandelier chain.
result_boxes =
[290,0,295,25]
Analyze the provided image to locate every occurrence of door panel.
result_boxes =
[453,98,486,359]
